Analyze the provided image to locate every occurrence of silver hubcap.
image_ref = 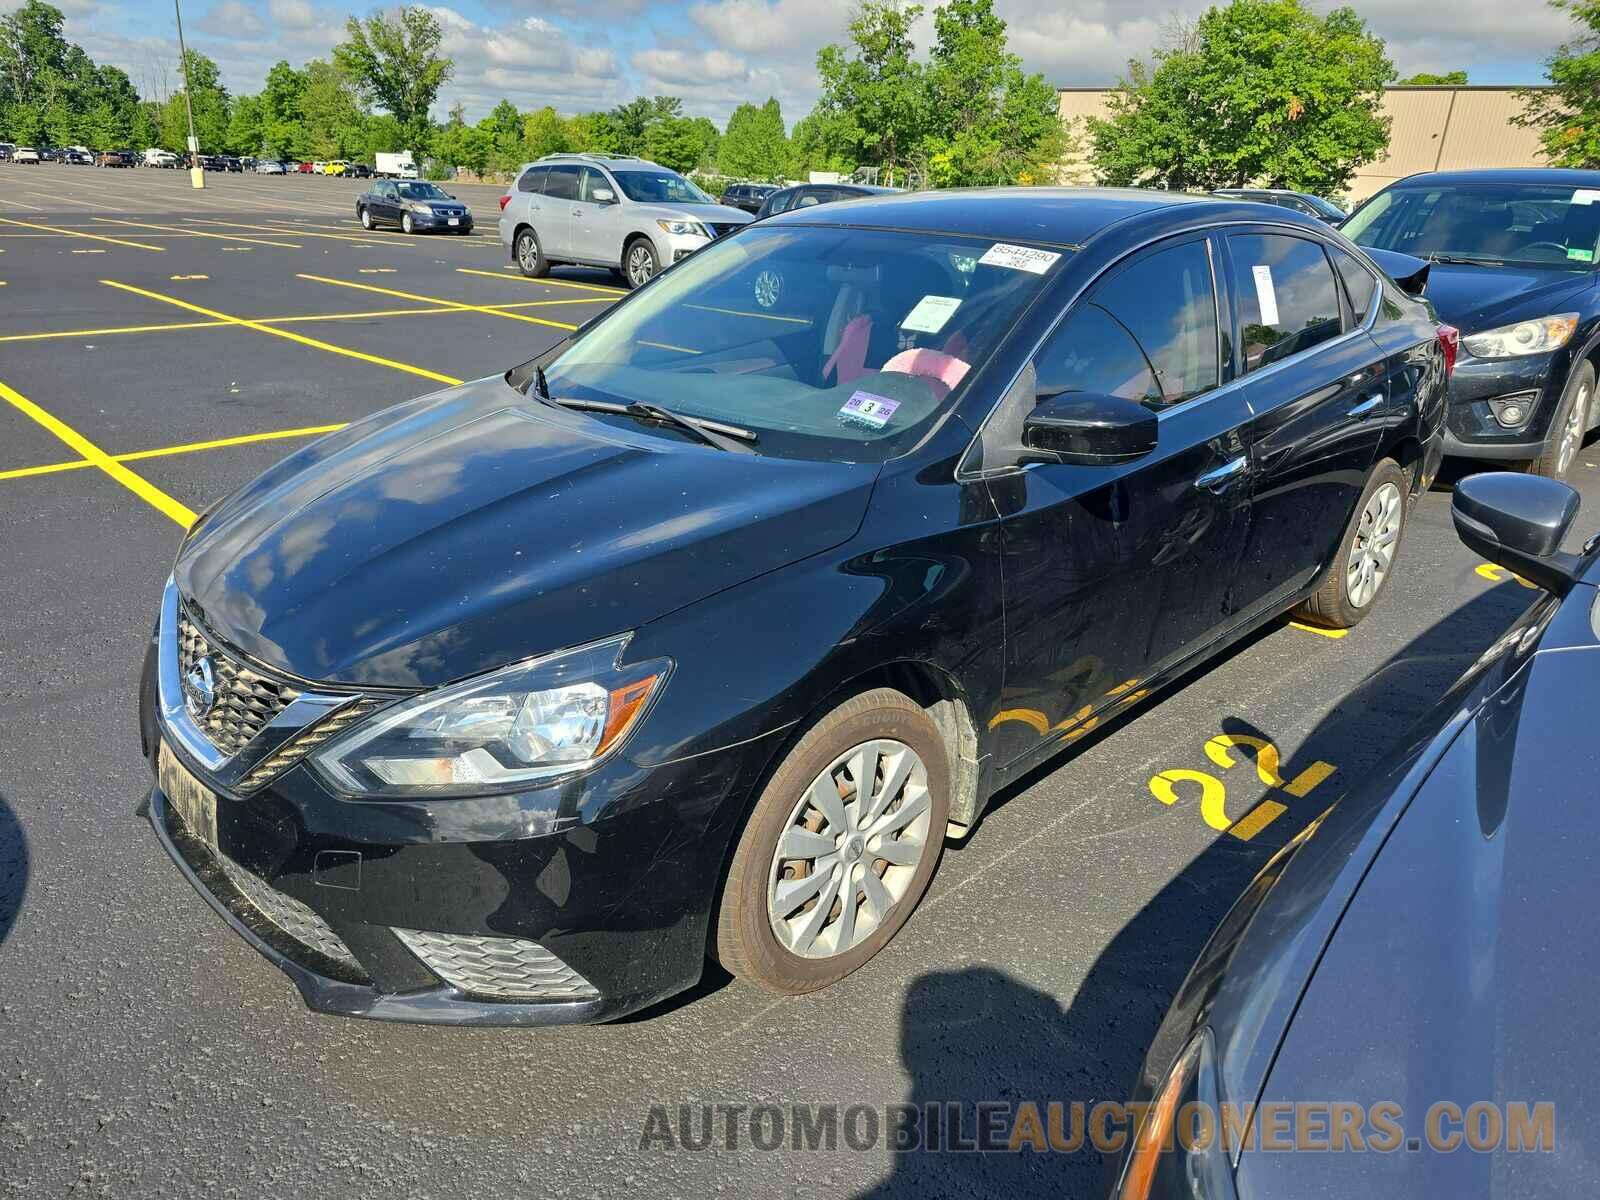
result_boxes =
[1557,382,1589,475]
[519,234,537,268]
[403,215,412,233]
[361,210,371,228]
[1347,482,1402,608]
[767,739,931,959]
[627,244,654,285]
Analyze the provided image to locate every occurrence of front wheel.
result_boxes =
[1523,361,1594,481]
[623,238,659,289]
[715,689,949,994]
[359,207,373,230]
[401,212,415,235]
[1293,458,1409,630]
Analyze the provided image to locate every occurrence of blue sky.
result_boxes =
[28,0,1581,125]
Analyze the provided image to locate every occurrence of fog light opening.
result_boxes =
[1488,393,1537,429]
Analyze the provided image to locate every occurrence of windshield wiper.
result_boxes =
[1427,252,1504,266]
[533,362,551,400]
[548,396,758,453]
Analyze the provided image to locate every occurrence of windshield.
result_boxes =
[543,225,1067,462]
[611,170,712,205]
[1303,193,1347,220]
[397,182,449,201]
[1344,182,1600,269]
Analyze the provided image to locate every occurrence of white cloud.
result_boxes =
[632,47,750,85]
[196,0,266,39]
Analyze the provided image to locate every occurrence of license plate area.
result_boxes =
[159,741,218,849]
[447,217,460,226]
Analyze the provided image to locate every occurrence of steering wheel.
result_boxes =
[1517,241,1570,259]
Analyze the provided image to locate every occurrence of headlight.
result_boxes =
[407,200,434,214]
[310,635,669,797]
[1461,313,1578,359]
[1116,1029,1237,1200]
[656,218,709,238]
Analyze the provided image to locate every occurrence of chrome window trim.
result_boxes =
[956,219,1382,480]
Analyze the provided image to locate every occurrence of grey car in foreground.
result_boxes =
[1113,470,1598,1199]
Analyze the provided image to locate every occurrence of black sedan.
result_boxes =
[1344,168,1600,479]
[720,181,778,213]
[753,181,899,218]
[138,188,1450,1024]
[1114,469,1596,1200]
[356,179,472,234]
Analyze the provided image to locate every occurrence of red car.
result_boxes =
[295,161,314,174]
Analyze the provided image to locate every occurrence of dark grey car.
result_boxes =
[1113,470,1599,1199]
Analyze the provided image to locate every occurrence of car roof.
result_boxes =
[763,186,1226,247]
[1388,167,1600,188]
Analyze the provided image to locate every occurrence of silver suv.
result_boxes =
[499,154,754,288]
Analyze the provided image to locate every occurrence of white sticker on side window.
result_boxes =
[900,295,963,333]
[978,243,1061,274]
[1572,189,1600,206]
[1251,264,1281,326]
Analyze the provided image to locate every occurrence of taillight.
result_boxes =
[498,194,511,211]
[1437,324,1460,376]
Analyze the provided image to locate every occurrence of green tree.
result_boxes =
[300,58,365,158]
[333,6,450,154]
[811,1,926,176]
[1399,70,1468,84]
[161,49,229,152]
[718,97,791,179]
[790,110,856,176]
[1090,0,1394,194]
[522,105,572,158]
[570,109,624,154]
[226,93,264,154]
[1516,0,1600,167]
[920,0,1064,185]
[481,97,523,173]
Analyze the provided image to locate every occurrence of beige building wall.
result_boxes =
[1056,85,1551,202]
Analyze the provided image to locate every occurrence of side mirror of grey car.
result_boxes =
[591,187,616,203]
[1022,392,1159,466]
[1452,471,1583,595]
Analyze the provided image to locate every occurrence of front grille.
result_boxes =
[709,222,742,238]
[394,929,600,1001]
[178,612,298,758]
[235,697,389,793]
[217,852,361,970]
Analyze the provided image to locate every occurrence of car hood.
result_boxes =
[175,375,879,688]
[1409,261,1595,334]
[635,202,753,226]
[1236,619,1600,1196]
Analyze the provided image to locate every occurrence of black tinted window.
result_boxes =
[517,167,548,194]
[1090,239,1220,406]
[1329,245,1378,324]
[1227,234,1343,371]
[1034,304,1160,407]
[545,165,580,201]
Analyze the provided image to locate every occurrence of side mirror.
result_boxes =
[1452,471,1583,595]
[1022,392,1158,466]
[591,187,616,204]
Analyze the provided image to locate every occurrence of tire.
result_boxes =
[623,237,659,289]
[1523,361,1594,481]
[1294,458,1409,630]
[401,212,415,235]
[359,207,373,230]
[514,227,548,278]
[714,688,950,994]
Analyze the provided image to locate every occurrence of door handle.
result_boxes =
[1347,394,1384,419]
[1194,457,1248,493]
[572,208,584,216]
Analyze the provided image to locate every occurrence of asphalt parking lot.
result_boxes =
[1,165,1594,1197]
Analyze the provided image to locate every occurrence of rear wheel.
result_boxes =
[515,228,548,278]
[1293,458,1409,630]
[1523,361,1594,481]
[715,689,949,994]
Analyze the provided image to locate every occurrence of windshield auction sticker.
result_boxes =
[1251,264,1281,326]
[978,243,1061,274]
[839,391,901,428]
[901,295,963,333]
[1571,189,1600,206]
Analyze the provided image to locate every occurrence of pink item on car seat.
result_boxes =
[823,315,872,385]
[881,348,971,400]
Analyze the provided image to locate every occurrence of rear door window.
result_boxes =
[1226,233,1344,371]
[1329,245,1379,324]
[517,167,549,194]
[544,165,580,201]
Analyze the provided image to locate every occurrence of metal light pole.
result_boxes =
[173,0,204,189]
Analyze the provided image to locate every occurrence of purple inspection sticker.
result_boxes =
[838,390,902,429]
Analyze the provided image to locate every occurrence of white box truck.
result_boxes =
[375,152,417,179]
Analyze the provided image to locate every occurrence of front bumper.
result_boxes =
[1441,349,1562,460]
[409,211,472,233]
[138,605,781,1025]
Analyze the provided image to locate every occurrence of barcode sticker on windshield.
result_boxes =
[979,243,1061,274]
[1251,265,1281,326]
[839,391,901,428]
[901,295,963,333]
[1571,189,1600,206]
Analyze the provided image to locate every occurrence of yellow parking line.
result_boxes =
[0,376,195,526]
[297,274,579,331]
[94,217,302,250]
[0,424,347,482]
[0,319,227,343]
[190,218,403,248]
[0,216,163,251]
[100,280,463,386]
[455,267,625,296]
[1287,621,1349,639]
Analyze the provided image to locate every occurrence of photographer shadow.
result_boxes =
[0,790,28,949]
